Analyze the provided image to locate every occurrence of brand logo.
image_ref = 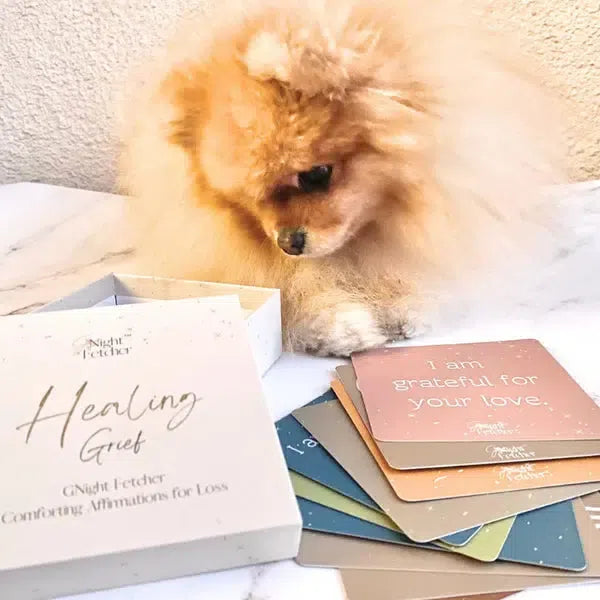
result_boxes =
[73,330,133,360]
[468,422,519,436]
[498,463,549,481]
[485,445,536,460]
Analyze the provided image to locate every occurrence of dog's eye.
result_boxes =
[297,165,333,193]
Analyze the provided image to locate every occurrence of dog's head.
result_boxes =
[161,0,560,271]
[166,1,431,258]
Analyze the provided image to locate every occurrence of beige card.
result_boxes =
[293,399,600,542]
[335,367,600,501]
[298,495,600,577]
[337,365,600,470]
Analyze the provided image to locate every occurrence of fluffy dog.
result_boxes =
[119,0,563,356]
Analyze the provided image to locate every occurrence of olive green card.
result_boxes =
[290,471,397,530]
[290,471,514,561]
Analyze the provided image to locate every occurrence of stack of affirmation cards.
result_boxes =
[277,339,600,600]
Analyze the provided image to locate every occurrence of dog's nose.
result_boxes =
[277,228,306,255]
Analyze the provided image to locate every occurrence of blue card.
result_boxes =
[277,390,481,546]
[276,390,379,509]
[499,500,586,571]
[442,528,482,547]
[298,496,586,571]
[298,497,441,552]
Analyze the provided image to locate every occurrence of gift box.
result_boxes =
[0,292,300,599]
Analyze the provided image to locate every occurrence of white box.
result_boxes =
[0,296,301,599]
[37,273,283,376]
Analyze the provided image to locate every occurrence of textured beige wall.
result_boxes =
[0,0,598,191]
[470,0,600,181]
[0,0,214,192]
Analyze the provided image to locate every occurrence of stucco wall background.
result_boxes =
[469,0,600,182]
[0,0,598,192]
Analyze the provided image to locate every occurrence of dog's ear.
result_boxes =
[242,26,358,99]
[243,31,292,84]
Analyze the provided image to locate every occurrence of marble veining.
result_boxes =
[2,181,600,600]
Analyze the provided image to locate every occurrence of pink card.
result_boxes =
[351,339,600,443]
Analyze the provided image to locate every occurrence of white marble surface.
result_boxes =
[2,181,600,600]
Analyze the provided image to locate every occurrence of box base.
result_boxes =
[2,524,300,600]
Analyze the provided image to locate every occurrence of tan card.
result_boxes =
[335,367,600,501]
[293,398,600,542]
[298,495,600,577]
[438,595,513,600]
[351,340,600,443]
[426,593,515,600]
[341,569,585,600]
[337,365,600,470]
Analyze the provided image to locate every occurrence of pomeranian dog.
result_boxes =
[119,0,564,356]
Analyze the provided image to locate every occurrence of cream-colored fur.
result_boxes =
[119,0,565,356]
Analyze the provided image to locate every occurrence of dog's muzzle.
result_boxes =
[277,227,306,256]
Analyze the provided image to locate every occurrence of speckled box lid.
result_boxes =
[0,295,300,599]
[37,273,282,376]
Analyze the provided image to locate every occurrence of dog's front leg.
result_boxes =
[284,294,389,357]
[381,300,433,342]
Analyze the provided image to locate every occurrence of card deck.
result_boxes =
[276,389,379,509]
[290,471,398,531]
[293,398,600,542]
[351,340,600,443]
[280,392,480,545]
[297,497,440,550]
[297,495,600,576]
[298,498,440,551]
[335,368,600,501]
[294,461,581,567]
[291,471,513,561]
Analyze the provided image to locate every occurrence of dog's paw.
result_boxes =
[397,308,432,339]
[297,302,388,357]
[383,304,433,342]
